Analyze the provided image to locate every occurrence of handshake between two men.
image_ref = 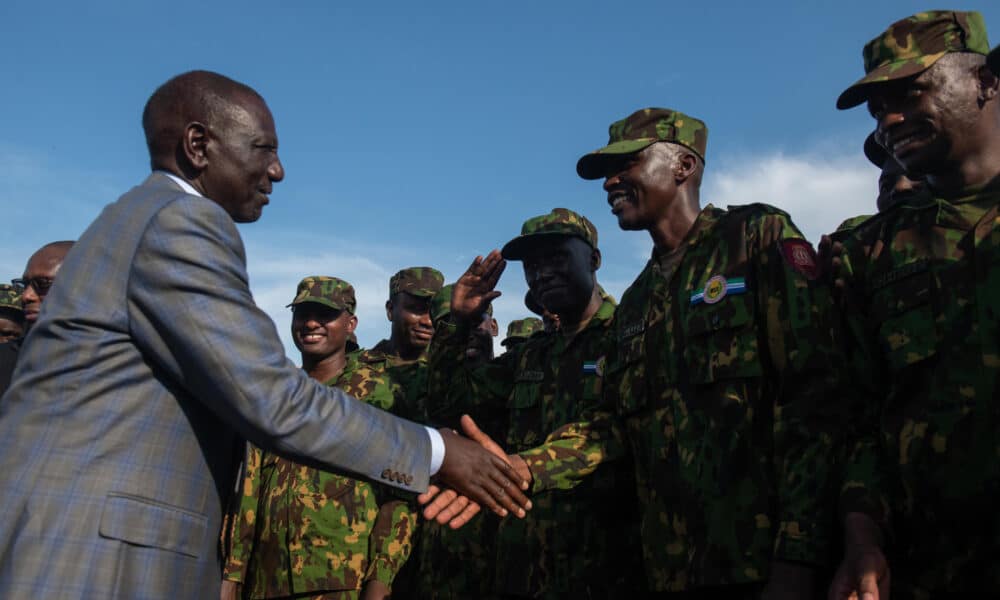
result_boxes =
[419,414,534,528]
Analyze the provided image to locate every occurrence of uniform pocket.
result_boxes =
[684,296,762,383]
[611,330,648,415]
[507,376,543,450]
[871,271,937,371]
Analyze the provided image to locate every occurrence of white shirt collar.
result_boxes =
[156,170,203,198]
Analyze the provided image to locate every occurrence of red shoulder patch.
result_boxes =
[780,239,819,280]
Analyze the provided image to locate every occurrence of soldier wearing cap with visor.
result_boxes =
[425,208,643,599]
[363,267,444,369]
[576,108,843,598]
[500,318,543,351]
[223,276,415,600]
[830,10,1000,600]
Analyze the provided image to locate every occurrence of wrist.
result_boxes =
[843,511,884,549]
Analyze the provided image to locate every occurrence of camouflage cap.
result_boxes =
[431,283,492,325]
[287,276,357,314]
[576,107,708,180]
[501,317,543,347]
[0,284,23,313]
[837,10,990,110]
[989,44,1000,73]
[389,267,444,299]
[863,131,889,168]
[501,207,599,260]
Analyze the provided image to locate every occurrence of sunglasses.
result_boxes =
[11,277,55,296]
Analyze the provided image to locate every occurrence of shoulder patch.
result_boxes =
[780,239,819,280]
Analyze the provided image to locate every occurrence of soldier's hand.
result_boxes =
[428,424,531,523]
[818,234,847,291]
[828,513,889,600]
[452,250,506,321]
[418,484,481,528]
[459,414,534,488]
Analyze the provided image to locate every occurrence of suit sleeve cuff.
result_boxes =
[426,426,444,475]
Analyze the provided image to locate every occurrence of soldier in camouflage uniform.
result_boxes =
[818,132,928,288]
[361,267,444,371]
[0,284,24,343]
[425,208,643,599]
[223,276,415,600]
[393,283,502,600]
[831,11,1000,599]
[577,108,842,598]
[500,318,543,350]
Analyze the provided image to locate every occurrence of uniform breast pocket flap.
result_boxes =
[684,297,762,382]
[871,270,936,370]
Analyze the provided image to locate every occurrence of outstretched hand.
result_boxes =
[419,415,532,528]
[423,419,531,526]
[828,513,890,600]
[451,250,506,321]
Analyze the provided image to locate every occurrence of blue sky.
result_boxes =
[3,1,998,357]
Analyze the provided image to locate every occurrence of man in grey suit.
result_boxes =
[0,70,529,599]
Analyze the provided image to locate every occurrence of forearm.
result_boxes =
[518,410,625,493]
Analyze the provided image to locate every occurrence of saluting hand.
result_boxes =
[451,250,506,321]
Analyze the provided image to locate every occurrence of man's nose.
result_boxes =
[269,157,285,182]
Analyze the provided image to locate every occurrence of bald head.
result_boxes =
[20,240,74,330]
[142,70,264,171]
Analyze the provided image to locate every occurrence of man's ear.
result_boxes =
[346,314,358,334]
[977,64,1000,104]
[591,247,602,272]
[488,318,499,337]
[385,299,394,322]
[674,152,699,184]
[182,122,209,170]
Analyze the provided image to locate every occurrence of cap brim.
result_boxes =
[287,298,353,313]
[989,45,1000,73]
[501,232,588,260]
[836,53,947,109]
[575,138,657,180]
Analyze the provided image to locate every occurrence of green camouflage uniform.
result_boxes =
[425,209,643,599]
[224,277,415,599]
[835,11,1000,598]
[363,266,444,369]
[578,110,842,595]
[393,284,503,600]
[501,318,543,349]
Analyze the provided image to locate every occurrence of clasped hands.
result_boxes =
[418,414,534,528]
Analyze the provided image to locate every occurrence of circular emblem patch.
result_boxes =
[703,275,727,304]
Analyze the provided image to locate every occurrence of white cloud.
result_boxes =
[705,150,879,244]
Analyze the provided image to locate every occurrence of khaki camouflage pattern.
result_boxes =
[223,353,415,598]
[837,187,1000,597]
[990,43,1000,73]
[426,295,645,598]
[0,284,22,313]
[501,207,599,260]
[837,10,990,109]
[501,317,543,347]
[604,204,842,591]
[577,107,709,179]
[389,267,444,299]
[359,341,427,371]
[287,275,357,314]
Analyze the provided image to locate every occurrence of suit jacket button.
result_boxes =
[381,468,391,480]
[404,474,413,486]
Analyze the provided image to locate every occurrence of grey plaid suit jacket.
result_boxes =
[0,173,431,598]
